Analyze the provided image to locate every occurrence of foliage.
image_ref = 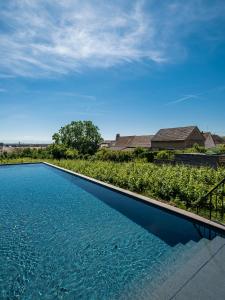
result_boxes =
[217,144,225,154]
[95,148,155,163]
[0,147,50,160]
[133,147,155,162]
[95,148,133,162]
[156,150,174,160]
[0,145,79,160]
[65,148,79,159]
[47,144,67,160]
[133,147,145,157]
[185,143,207,154]
[52,120,103,154]
[46,159,225,210]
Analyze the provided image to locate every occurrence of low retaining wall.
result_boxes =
[175,154,225,169]
[154,154,225,169]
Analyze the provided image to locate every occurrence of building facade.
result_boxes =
[151,126,205,150]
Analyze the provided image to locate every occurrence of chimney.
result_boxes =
[116,133,120,141]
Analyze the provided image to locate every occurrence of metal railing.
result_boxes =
[196,178,225,222]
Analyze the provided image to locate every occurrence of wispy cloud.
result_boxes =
[0,0,225,77]
[166,84,225,105]
[167,94,200,105]
[0,88,7,92]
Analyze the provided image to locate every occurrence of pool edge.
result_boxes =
[0,162,41,167]
[43,161,225,233]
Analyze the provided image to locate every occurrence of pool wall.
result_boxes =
[42,162,225,234]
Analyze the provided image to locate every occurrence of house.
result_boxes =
[100,140,115,149]
[203,132,224,149]
[110,134,153,151]
[151,126,205,150]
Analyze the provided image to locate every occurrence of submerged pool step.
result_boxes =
[147,240,200,288]
[173,238,210,267]
[152,235,225,300]
[130,239,197,298]
[131,237,212,299]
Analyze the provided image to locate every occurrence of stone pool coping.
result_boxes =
[43,161,225,233]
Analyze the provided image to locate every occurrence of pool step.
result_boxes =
[130,237,215,299]
[152,235,225,300]
[129,239,199,299]
[146,238,209,292]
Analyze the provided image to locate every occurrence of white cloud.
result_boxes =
[166,83,225,105]
[167,94,200,105]
[0,0,224,77]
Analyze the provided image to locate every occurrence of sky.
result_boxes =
[0,0,225,142]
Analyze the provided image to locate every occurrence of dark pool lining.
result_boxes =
[1,162,225,246]
[44,163,225,246]
[45,164,225,233]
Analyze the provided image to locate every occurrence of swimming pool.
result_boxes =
[0,163,224,299]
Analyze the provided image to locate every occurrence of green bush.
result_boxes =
[65,149,79,159]
[218,144,225,154]
[133,147,145,157]
[96,149,133,162]
[186,143,207,154]
[156,150,174,160]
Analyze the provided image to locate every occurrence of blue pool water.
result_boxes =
[0,163,222,299]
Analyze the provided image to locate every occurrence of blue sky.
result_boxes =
[0,0,225,142]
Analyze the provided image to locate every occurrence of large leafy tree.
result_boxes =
[52,121,103,154]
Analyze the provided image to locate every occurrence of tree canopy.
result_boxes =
[52,121,103,154]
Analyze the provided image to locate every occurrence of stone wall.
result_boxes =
[154,154,225,169]
[174,154,225,169]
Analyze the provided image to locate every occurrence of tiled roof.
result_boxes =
[112,135,153,149]
[114,136,136,148]
[212,134,224,144]
[152,126,198,142]
[203,132,211,139]
[129,135,153,148]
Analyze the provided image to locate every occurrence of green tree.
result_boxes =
[52,121,103,155]
[48,144,67,160]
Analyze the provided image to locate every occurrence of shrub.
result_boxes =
[48,144,67,160]
[186,143,207,154]
[156,150,174,160]
[96,149,133,162]
[138,150,155,162]
[218,144,225,154]
[65,149,79,159]
[133,147,145,157]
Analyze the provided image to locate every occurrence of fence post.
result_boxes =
[209,194,212,220]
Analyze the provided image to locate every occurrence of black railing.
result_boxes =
[196,178,225,223]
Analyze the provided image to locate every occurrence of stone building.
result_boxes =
[203,132,224,149]
[151,126,205,150]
